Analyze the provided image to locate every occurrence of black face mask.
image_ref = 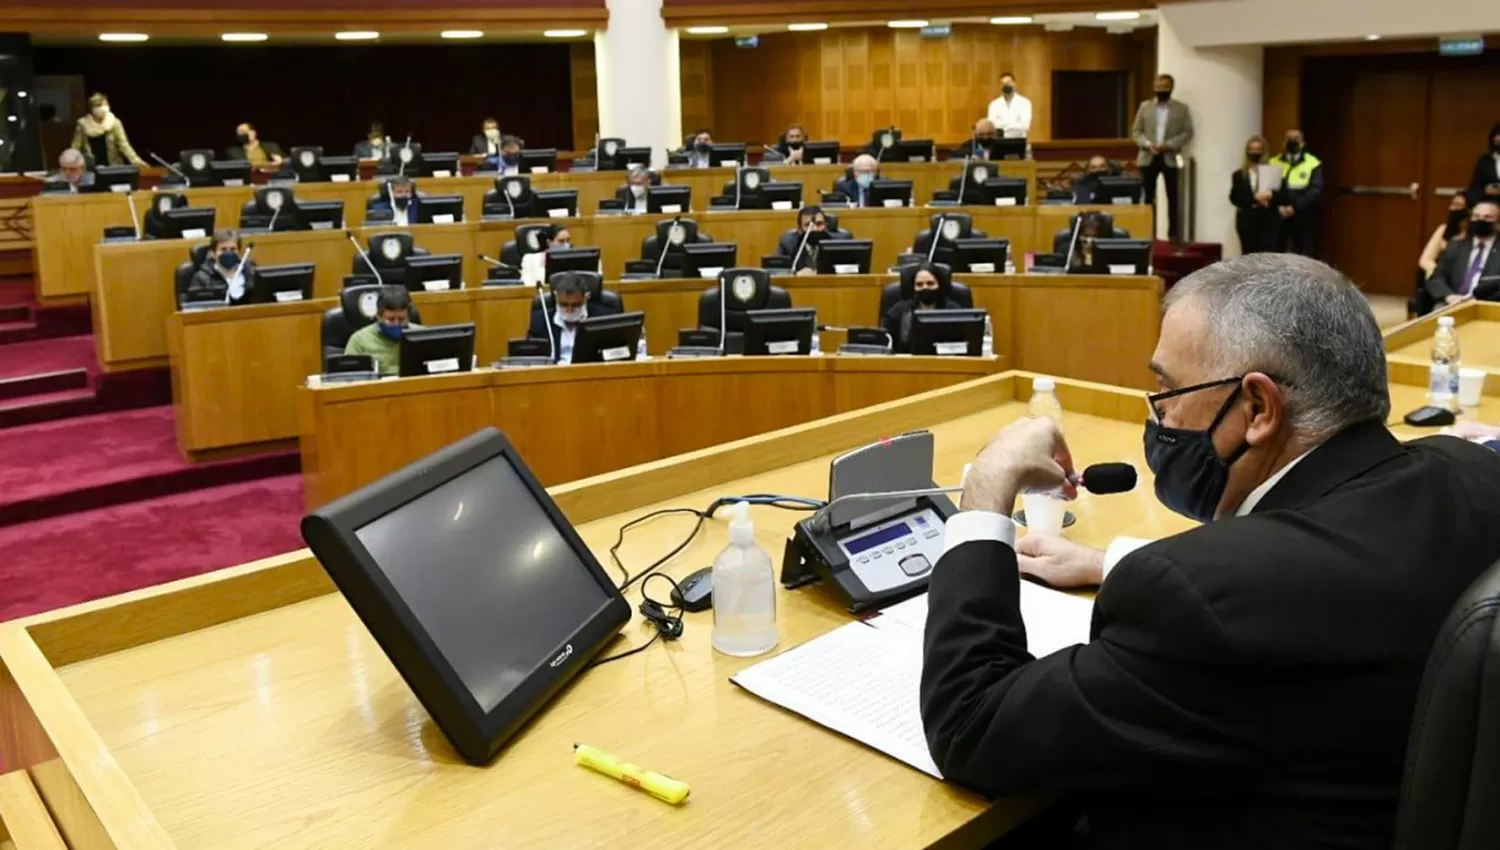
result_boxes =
[976,135,997,143]
[915,288,940,306]
[1002,84,1015,95]
[1144,383,1250,523]
[787,141,804,151]
[1446,209,1468,237]
[694,141,711,154]
[217,249,240,270]
[392,195,411,210]
[1472,220,1497,239]
[1285,140,1302,155]
[236,133,251,145]
[1155,90,1172,102]
[1247,151,1264,163]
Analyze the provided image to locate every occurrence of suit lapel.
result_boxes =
[1250,419,1405,514]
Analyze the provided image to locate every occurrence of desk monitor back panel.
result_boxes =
[300,427,632,765]
[571,311,645,364]
[399,323,476,377]
[909,308,987,357]
[251,263,315,304]
[404,254,465,292]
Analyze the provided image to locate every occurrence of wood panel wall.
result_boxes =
[569,41,600,151]
[679,41,716,143]
[694,25,1147,147]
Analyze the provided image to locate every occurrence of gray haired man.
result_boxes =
[919,254,1500,848]
[52,149,95,192]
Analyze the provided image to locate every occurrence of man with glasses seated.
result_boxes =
[920,254,1500,849]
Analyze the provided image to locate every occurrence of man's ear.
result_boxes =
[1242,373,1286,447]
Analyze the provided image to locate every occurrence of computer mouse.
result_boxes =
[671,567,713,613]
[1404,406,1456,428]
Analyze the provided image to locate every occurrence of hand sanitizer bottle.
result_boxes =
[711,501,778,657]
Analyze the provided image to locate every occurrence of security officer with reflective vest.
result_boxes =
[1270,128,1324,258]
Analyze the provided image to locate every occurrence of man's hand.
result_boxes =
[1279,205,1295,219]
[787,148,804,165]
[1446,420,1500,440]
[1446,294,1470,306]
[795,266,816,277]
[1254,189,1272,205]
[961,418,1077,516]
[1149,142,1162,154]
[1016,535,1106,588]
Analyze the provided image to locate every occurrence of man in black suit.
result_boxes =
[366,175,420,225]
[832,155,880,207]
[526,271,621,364]
[921,253,1500,849]
[1426,199,1499,308]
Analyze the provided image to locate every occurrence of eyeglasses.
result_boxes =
[1145,376,1242,424]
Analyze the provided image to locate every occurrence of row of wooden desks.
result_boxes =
[166,273,1164,458]
[94,205,1152,372]
[39,161,1044,301]
[1384,300,1500,395]
[5,370,1491,850]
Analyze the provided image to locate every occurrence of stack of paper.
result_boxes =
[731,585,1093,777]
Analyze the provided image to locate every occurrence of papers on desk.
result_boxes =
[731,584,1093,778]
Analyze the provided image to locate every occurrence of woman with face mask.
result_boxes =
[186,229,258,307]
[1463,122,1500,208]
[882,261,956,353]
[70,93,146,169]
[1229,135,1279,255]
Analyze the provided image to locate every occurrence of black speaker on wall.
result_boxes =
[0,33,44,173]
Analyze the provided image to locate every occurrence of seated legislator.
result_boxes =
[683,128,714,169]
[881,261,962,352]
[617,165,654,214]
[830,155,881,207]
[186,229,258,307]
[226,122,283,166]
[920,254,1500,849]
[1463,122,1500,208]
[526,271,624,363]
[1425,200,1500,308]
[1065,212,1114,273]
[777,206,832,275]
[492,135,524,176]
[354,122,390,161]
[1070,155,1116,204]
[367,175,421,225]
[46,148,95,192]
[952,118,1000,160]
[764,123,808,165]
[470,117,503,165]
[344,286,422,376]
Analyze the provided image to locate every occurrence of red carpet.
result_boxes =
[0,334,96,380]
[0,406,299,527]
[0,474,306,623]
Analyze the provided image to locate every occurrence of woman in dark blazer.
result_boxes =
[1230,134,1279,254]
[1464,122,1500,208]
[882,261,955,353]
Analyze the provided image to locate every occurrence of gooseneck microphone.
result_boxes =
[926,213,949,263]
[537,279,559,363]
[1062,214,1084,272]
[955,155,972,206]
[123,189,142,240]
[346,230,385,287]
[789,224,815,273]
[150,152,191,187]
[654,215,682,279]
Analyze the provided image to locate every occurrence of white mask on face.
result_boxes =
[92,106,110,120]
[630,184,647,200]
[556,305,587,325]
[484,128,500,141]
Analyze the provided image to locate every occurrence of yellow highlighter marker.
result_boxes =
[574,743,691,805]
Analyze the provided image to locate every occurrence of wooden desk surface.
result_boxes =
[3,373,1176,850]
[1383,301,1500,396]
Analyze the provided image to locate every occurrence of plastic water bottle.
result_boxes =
[1028,376,1063,431]
[711,501,778,657]
[982,315,994,357]
[810,330,822,355]
[636,328,649,361]
[1430,317,1461,412]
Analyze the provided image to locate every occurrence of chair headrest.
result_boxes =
[515,224,554,256]
[340,285,386,326]
[716,268,773,310]
[656,217,699,245]
[189,242,213,267]
[255,185,296,214]
[929,212,973,243]
[368,232,415,266]
[549,270,604,301]
[1072,211,1115,232]
[495,175,531,200]
[150,192,188,217]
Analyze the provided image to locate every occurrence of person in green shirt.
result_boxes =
[345,287,421,376]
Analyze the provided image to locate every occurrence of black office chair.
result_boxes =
[320,284,423,363]
[912,212,991,258]
[499,223,559,267]
[188,242,213,268]
[352,232,428,281]
[1392,558,1500,850]
[173,261,198,309]
[1051,213,1130,254]
[531,271,625,314]
[877,264,972,320]
[637,218,713,275]
[142,192,189,240]
[483,176,536,219]
[696,268,793,343]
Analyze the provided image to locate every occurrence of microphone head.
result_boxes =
[1081,463,1136,495]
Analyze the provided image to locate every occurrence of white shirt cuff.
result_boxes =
[942,511,1017,558]
[1102,536,1152,581]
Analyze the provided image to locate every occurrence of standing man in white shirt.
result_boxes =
[1132,73,1195,243]
[986,72,1032,140]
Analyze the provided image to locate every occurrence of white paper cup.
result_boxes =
[1459,368,1486,409]
[1022,493,1066,537]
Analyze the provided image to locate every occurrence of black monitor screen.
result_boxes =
[744,307,816,356]
[802,142,840,165]
[681,243,737,278]
[520,149,558,174]
[816,239,872,275]
[546,247,601,275]
[910,308,987,357]
[648,186,690,214]
[352,454,610,713]
[572,311,645,364]
[416,194,465,225]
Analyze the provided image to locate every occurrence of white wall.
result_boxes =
[595,0,681,168]
[1165,0,1500,47]
[1157,8,1264,255]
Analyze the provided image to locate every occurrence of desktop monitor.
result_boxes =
[289,146,327,182]
[571,311,646,364]
[759,182,803,210]
[1097,176,1143,205]
[981,177,1028,207]
[212,160,252,187]
[815,239,873,275]
[299,200,345,231]
[250,263,316,304]
[298,427,631,765]
[345,273,381,289]
[520,148,558,175]
[709,143,747,168]
[321,155,359,183]
[160,207,216,240]
[534,189,578,218]
[743,308,817,356]
[869,180,913,208]
[399,323,476,377]
[416,194,466,225]
[953,238,1010,274]
[94,165,140,193]
[616,147,652,169]
[178,149,219,186]
[987,138,1028,161]
[801,142,840,165]
[422,152,461,178]
[681,243,738,278]
[909,309,987,357]
[647,185,690,214]
[1092,238,1152,275]
[404,254,465,292]
[895,139,935,163]
[546,248,601,275]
